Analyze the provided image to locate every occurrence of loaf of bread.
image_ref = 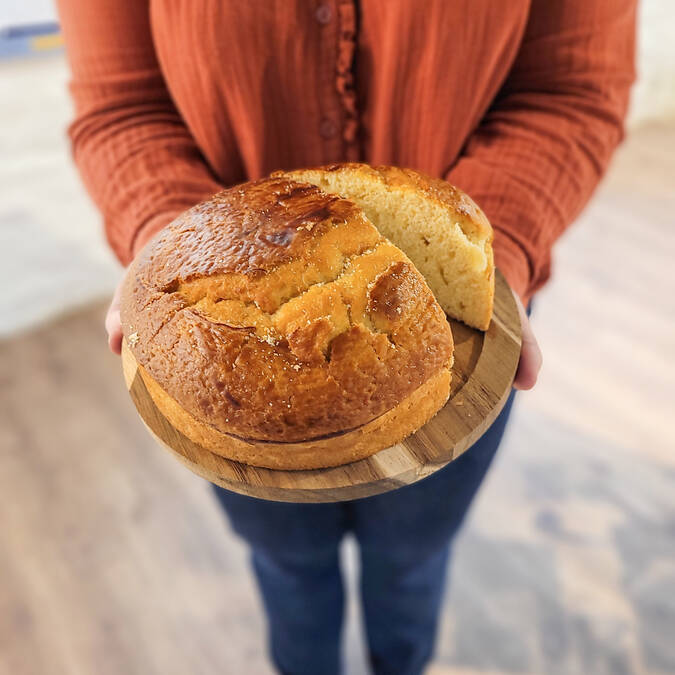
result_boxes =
[121,165,494,470]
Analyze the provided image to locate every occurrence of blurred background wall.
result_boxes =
[630,0,675,124]
[1,3,674,675]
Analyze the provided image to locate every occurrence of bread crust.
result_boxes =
[138,358,452,470]
[121,176,454,457]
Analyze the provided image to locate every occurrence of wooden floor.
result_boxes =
[1,123,674,675]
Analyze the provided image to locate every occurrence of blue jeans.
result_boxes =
[213,389,517,675]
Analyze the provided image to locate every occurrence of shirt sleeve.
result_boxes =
[446,0,637,302]
[56,0,223,265]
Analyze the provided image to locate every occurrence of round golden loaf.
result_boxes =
[121,165,494,470]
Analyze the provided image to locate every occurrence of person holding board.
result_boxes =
[56,2,635,673]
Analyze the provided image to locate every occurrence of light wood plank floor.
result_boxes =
[1,123,674,675]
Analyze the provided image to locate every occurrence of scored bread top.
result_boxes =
[121,176,454,443]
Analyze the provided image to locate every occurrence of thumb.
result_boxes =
[512,292,542,390]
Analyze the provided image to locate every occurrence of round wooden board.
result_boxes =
[122,270,521,503]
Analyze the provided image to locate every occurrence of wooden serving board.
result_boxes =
[122,270,521,503]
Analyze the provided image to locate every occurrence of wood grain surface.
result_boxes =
[122,270,521,502]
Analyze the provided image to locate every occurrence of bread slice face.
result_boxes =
[282,164,494,330]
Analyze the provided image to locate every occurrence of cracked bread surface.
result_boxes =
[121,176,454,467]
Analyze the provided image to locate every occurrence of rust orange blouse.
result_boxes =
[56,0,636,301]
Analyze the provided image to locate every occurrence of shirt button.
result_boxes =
[315,3,332,25]
[319,118,337,139]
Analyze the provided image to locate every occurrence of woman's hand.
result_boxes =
[512,292,542,390]
[105,276,124,355]
[104,272,542,390]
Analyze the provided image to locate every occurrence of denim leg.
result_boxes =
[212,487,349,675]
[358,542,452,675]
[351,388,517,675]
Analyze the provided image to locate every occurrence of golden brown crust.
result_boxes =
[138,355,452,470]
[120,176,454,450]
[130,179,367,287]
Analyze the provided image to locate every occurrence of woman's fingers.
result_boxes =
[105,278,124,355]
[513,293,542,390]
